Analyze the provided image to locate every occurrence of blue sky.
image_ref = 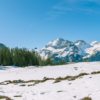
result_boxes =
[0,0,100,49]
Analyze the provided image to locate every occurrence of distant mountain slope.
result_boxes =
[74,40,91,56]
[0,43,7,48]
[39,38,100,63]
[85,41,100,61]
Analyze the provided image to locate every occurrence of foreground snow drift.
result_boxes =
[0,62,100,100]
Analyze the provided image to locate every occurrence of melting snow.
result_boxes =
[0,62,100,100]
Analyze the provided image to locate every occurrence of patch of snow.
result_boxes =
[0,62,100,100]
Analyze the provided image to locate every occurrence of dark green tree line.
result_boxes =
[0,47,52,67]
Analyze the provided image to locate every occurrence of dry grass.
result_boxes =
[0,70,100,85]
[81,97,92,100]
[91,71,100,75]
[0,96,12,100]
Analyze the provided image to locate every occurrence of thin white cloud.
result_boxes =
[64,0,100,3]
[46,0,100,19]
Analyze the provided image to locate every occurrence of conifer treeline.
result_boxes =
[0,47,52,67]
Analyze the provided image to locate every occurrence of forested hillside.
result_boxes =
[0,47,51,67]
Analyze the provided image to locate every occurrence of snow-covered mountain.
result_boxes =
[85,41,100,61]
[74,40,91,56]
[40,38,82,62]
[39,38,100,62]
[86,41,100,55]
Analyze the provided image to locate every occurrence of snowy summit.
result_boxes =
[39,38,100,62]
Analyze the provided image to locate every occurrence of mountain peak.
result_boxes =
[46,38,73,49]
[47,38,64,45]
[55,38,64,41]
[75,40,91,49]
[91,41,100,46]
[75,40,88,45]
